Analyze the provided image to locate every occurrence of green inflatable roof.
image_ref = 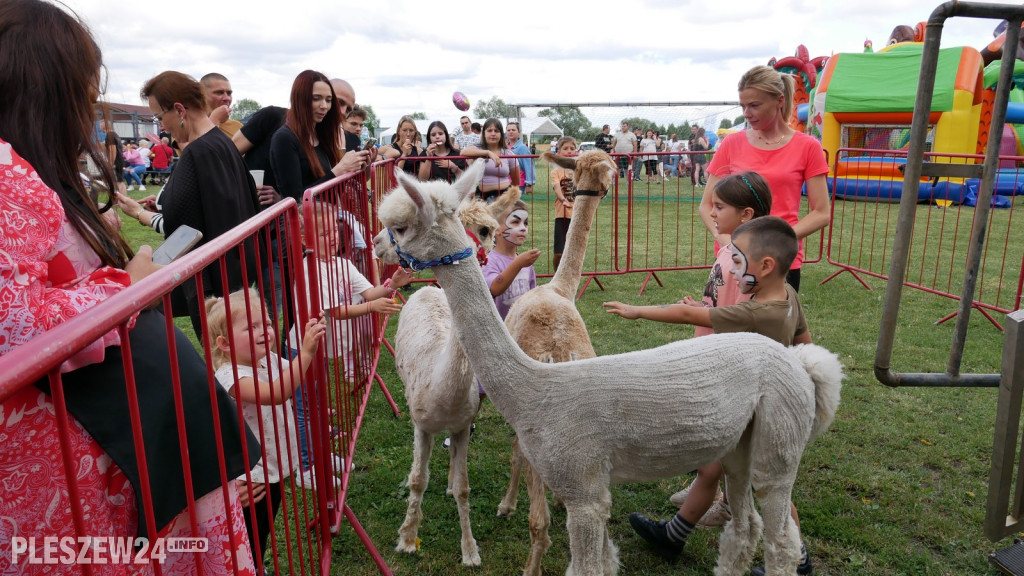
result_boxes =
[825,44,962,113]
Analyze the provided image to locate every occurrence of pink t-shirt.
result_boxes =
[694,243,751,338]
[707,131,829,268]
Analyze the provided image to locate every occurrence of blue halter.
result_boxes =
[387,228,475,272]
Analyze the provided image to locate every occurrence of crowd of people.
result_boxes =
[0,0,833,574]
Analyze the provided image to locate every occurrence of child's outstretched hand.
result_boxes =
[300,313,327,355]
[679,296,702,308]
[390,267,414,290]
[603,301,639,319]
[515,249,541,267]
[369,297,402,316]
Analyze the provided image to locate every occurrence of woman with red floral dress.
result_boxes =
[0,1,259,574]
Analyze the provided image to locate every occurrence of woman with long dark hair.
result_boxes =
[418,120,466,182]
[0,1,259,574]
[270,69,370,202]
[462,118,520,202]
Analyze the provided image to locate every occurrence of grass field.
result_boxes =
[116,170,1019,575]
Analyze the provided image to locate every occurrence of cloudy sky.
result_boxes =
[72,0,1020,131]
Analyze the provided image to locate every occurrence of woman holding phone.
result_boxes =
[117,70,263,338]
[379,115,425,176]
[270,69,371,203]
[0,2,259,574]
[419,120,466,182]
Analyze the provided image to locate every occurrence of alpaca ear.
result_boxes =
[487,186,521,221]
[454,159,486,203]
[543,151,576,170]
[394,166,435,228]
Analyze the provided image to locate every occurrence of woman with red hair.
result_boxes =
[270,69,368,201]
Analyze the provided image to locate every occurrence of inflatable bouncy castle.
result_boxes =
[811,41,987,203]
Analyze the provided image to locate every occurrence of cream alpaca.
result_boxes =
[374,160,843,576]
[496,150,616,576]
[386,190,520,566]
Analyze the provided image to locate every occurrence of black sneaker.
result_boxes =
[750,556,813,575]
[628,513,685,561]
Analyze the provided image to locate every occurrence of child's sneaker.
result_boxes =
[295,468,342,491]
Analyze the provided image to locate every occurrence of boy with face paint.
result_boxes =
[603,216,816,575]
[481,199,540,319]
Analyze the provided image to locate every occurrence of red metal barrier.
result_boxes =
[0,197,376,575]
[822,147,1023,329]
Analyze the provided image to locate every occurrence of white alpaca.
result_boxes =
[495,150,617,576]
[374,160,844,576]
[391,191,520,566]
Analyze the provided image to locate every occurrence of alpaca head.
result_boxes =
[373,160,486,268]
[542,149,617,196]
[455,186,521,257]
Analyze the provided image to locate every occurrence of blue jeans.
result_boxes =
[287,347,315,470]
[124,164,146,186]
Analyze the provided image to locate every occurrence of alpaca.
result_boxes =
[495,150,617,576]
[391,190,521,566]
[374,159,844,576]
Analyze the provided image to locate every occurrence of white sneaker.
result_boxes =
[138,185,147,191]
[127,185,135,191]
[668,485,731,527]
[295,468,342,491]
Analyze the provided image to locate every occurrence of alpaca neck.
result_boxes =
[432,261,539,425]
[547,194,600,298]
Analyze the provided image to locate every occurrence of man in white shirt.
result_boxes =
[611,122,637,179]
[452,116,480,151]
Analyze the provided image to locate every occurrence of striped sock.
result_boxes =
[665,513,694,544]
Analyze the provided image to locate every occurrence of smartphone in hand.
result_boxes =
[151,225,203,265]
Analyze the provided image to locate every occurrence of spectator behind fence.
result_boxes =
[116,70,264,339]
[419,120,466,183]
[0,2,260,573]
[151,136,174,184]
[137,139,155,184]
[379,115,425,176]
[701,64,831,293]
[549,136,578,272]
[344,105,368,152]
[453,115,479,150]
[505,121,535,195]
[611,121,637,179]
[595,123,613,154]
[105,129,127,193]
[270,70,370,205]
[639,129,660,183]
[462,118,520,203]
[123,141,147,191]
[207,288,326,570]
[202,72,243,138]
[691,127,709,187]
[289,202,410,488]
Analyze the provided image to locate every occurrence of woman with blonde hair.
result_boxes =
[380,114,425,175]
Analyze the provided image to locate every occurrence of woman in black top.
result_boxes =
[380,115,424,176]
[419,120,466,183]
[270,69,348,202]
[130,71,263,337]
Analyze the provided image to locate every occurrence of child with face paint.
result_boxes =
[603,215,815,575]
[481,198,540,319]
